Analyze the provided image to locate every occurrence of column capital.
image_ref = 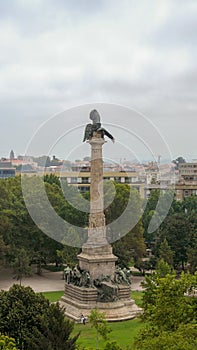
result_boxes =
[88,134,107,147]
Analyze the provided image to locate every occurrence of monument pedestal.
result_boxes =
[60,283,141,322]
[78,245,117,281]
[61,242,142,322]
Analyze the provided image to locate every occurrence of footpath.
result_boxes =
[0,267,144,293]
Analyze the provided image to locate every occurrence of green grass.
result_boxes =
[73,291,144,349]
[41,290,144,348]
[74,318,145,349]
[41,290,64,302]
[131,271,144,276]
[131,291,143,307]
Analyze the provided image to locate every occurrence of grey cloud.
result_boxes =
[150,3,197,48]
[0,0,107,36]
[0,0,196,160]
[54,0,106,15]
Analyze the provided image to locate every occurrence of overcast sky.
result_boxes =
[0,0,196,162]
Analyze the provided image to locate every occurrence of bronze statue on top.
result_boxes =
[83,109,115,143]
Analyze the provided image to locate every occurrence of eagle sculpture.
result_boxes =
[83,110,115,143]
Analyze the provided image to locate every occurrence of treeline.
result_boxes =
[0,175,197,277]
[0,175,87,278]
[142,189,197,273]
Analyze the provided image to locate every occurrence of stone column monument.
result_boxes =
[61,110,141,321]
[78,132,118,281]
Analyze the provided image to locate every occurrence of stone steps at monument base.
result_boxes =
[64,284,98,303]
[118,286,131,300]
[60,295,142,322]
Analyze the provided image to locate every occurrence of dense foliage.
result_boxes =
[142,190,197,273]
[0,285,78,350]
[0,334,19,350]
[0,176,197,272]
[0,175,87,274]
[104,182,145,267]
[135,270,197,350]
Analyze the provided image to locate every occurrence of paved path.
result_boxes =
[0,267,64,293]
[0,267,145,293]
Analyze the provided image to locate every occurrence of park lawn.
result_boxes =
[74,318,145,349]
[131,290,143,307]
[41,290,144,348]
[41,290,64,302]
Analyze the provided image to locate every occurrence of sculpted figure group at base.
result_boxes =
[64,265,92,288]
[64,264,131,288]
[114,266,131,285]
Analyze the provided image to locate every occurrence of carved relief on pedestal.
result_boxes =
[89,212,106,228]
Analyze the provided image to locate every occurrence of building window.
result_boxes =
[82,177,89,184]
[71,177,78,184]
[114,177,121,183]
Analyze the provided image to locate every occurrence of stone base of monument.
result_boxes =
[60,283,142,322]
[78,245,118,281]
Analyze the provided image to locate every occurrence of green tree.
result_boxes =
[89,309,111,350]
[157,213,193,270]
[0,285,78,350]
[0,284,49,349]
[0,175,88,274]
[130,220,146,268]
[105,183,130,224]
[0,234,9,267]
[136,272,197,350]
[44,173,61,187]
[11,248,32,285]
[158,238,174,266]
[26,303,79,350]
[142,189,160,243]
[57,244,79,269]
[0,334,19,350]
[142,272,197,329]
[182,196,197,214]
[142,190,176,244]
[187,244,197,274]
[135,324,197,350]
[104,341,123,350]
[0,176,64,273]
[60,181,89,228]
[114,220,146,269]
[186,213,197,273]
[104,182,144,267]
[156,258,172,277]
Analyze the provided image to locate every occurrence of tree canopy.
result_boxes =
[0,334,19,350]
[0,285,78,350]
[135,271,197,350]
[0,175,197,272]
